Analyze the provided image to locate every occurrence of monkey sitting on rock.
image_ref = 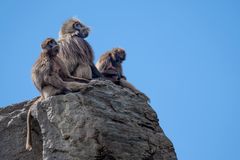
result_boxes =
[96,48,149,100]
[26,38,90,151]
[32,38,89,98]
[58,18,102,80]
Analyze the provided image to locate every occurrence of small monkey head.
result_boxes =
[41,38,59,57]
[111,48,126,64]
[60,18,90,39]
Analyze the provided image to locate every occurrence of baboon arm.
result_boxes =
[53,57,72,78]
[90,63,103,78]
[54,58,90,83]
[67,75,90,83]
[61,67,90,83]
[44,74,88,92]
[44,74,69,91]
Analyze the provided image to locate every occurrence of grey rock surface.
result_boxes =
[0,80,177,160]
[0,98,42,160]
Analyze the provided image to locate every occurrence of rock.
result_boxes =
[0,98,42,160]
[0,80,177,160]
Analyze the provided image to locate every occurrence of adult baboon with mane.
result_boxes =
[58,18,102,80]
[26,38,89,151]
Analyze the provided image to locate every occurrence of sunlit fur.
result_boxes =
[96,48,149,101]
[58,18,101,79]
[96,48,126,78]
[59,18,90,39]
[27,38,89,151]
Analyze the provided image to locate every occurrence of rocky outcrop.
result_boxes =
[0,80,177,160]
[0,98,42,160]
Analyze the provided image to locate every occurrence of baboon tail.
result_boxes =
[25,96,42,151]
[26,109,32,151]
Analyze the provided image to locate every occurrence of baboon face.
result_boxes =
[41,38,59,56]
[112,48,126,64]
[60,18,90,38]
[72,21,89,38]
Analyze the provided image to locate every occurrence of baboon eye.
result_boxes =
[52,40,57,45]
[48,43,52,47]
[73,23,81,30]
[49,40,56,46]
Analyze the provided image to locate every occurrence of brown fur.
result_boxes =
[96,48,149,100]
[26,38,89,151]
[96,48,126,83]
[58,18,102,79]
[25,97,42,151]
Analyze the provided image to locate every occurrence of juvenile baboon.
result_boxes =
[26,38,89,151]
[58,18,102,80]
[96,48,148,99]
[96,48,126,83]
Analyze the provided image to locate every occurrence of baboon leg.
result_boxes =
[43,83,87,96]
[90,63,103,78]
[55,57,90,83]
[119,79,150,101]
[65,82,88,92]
[119,79,141,94]
[42,86,64,99]
[44,74,75,92]
[42,81,88,99]
[73,65,92,80]
[65,76,90,83]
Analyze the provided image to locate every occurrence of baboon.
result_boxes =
[96,48,126,83]
[96,48,149,99]
[26,38,90,151]
[58,18,102,80]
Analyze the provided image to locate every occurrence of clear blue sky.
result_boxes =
[0,1,239,159]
